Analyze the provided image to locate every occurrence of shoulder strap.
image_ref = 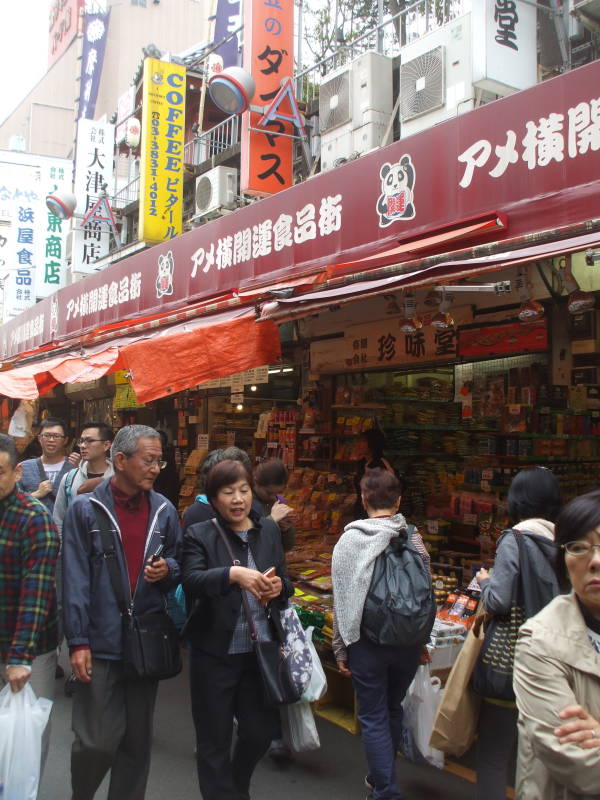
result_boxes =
[36,458,47,484]
[93,504,129,615]
[65,468,78,505]
[211,518,258,642]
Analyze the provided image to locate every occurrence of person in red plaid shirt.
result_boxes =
[0,432,60,775]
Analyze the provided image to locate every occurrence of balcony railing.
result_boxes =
[184,115,240,167]
[113,176,140,210]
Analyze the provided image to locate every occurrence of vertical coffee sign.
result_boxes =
[72,119,116,274]
[138,58,186,243]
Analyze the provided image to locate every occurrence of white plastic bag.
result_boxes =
[282,700,321,753]
[0,683,52,800]
[300,626,327,703]
[401,664,444,769]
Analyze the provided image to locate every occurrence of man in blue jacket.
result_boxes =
[62,424,181,800]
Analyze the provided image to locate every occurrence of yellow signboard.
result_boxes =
[138,58,186,243]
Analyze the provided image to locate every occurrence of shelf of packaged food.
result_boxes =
[460,483,508,493]
[331,404,386,410]
[297,456,331,462]
[374,397,453,405]
[298,430,331,436]
[384,424,491,433]
[487,455,600,463]
[473,432,600,439]
[388,450,466,458]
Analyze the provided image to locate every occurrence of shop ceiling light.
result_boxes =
[567,290,595,314]
[250,385,257,391]
[431,289,454,330]
[398,293,423,334]
[516,266,544,323]
[236,403,244,411]
[434,281,511,294]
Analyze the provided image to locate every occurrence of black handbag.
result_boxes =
[472,530,557,701]
[94,506,182,681]
[212,518,300,707]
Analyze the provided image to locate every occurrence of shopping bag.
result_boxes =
[0,683,53,800]
[429,615,485,756]
[281,700,321,753]
[401,664,444,769]
[300,626,327,703]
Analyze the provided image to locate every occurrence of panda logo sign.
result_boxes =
[376,155,416,228]
[156,250,175,299]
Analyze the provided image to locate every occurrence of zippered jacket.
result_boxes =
[62,478,181,659]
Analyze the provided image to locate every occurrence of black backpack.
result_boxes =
[361,526,436,647]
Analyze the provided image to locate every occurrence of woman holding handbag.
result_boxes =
[181,459,294,800]
[473,467,561,800]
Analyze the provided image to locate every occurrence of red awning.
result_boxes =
[0,346,123,400]
[119,307,281,403]
[259,230,600,321]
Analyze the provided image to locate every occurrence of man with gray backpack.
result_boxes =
[332,468,435,800]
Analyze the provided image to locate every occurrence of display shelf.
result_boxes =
[385,424,490,433]
[331,403,386,409]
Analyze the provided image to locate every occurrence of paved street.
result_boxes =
[39,652,475,800]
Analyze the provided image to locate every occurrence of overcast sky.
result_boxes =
[0,1,49,124]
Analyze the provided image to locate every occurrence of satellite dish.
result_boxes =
[208,66,255,114]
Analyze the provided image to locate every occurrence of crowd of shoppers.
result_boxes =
[2,417,600,800]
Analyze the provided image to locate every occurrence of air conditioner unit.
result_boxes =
[320,51,392,171]
[195,166,238,217]
[400,46,446,122]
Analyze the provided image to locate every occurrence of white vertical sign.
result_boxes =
[36,158,72,297]
[472,0,537,95]
[72,119,116,274]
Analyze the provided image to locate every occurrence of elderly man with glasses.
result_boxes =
[62,424,181,800]
[19,417,80,514]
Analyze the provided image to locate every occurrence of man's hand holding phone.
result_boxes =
[144,544,168,582]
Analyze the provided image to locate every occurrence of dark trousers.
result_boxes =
[348,637,420,800]
[190,648,279,800]
[476,699,518,800]
[71,658,158,800]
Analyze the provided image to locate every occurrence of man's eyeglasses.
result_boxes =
[78,438,107,446]
[142,459,166,470]
[562,541,600,557]
[39,433,66,440]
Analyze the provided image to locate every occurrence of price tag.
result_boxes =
[480,480,491,492]
[481,468,493,481]
[508,404,521,415]
[197,434,209,450]
[230,373,244,393]
[463,513,478,526]
[255,365,269,384]
[230,393,244,403]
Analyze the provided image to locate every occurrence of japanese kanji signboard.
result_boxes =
[2,58,600,359]
[72,120,115,274]
[49,0,82,68]
[77,9,110,121]
[459,321,548,359]
[240,0,294,196]
[138,58,186,243]
[0,151,71,318]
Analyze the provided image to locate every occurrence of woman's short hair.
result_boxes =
[506,467,561,524]
[360,467,401,511]
[254,459,288,487]
[554,489,600,588]
[205,459,253,502]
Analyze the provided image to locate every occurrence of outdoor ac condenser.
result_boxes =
[195,166,238,217]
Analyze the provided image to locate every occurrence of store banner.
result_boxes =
[49,0,82,67]
[115,85,136,144]
[72,119,116,274]
[471,0,537,94]
[77,10,110,121]
[3,59,600,359]
[240,0,294,196]
[138,58,186,243]
[311,319,459,373]
[213,0,240,68]
[37,158,72,297]
[459,320,548,359]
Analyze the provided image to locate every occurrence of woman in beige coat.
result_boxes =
[513,490,600,800]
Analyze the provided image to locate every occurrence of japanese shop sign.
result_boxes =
[309,319,458,373]
[77,9,110,121]
[49,0,82,67]
[2,60,600,359]
[138,58,186,243]
[72,120,116,274]
[471,0,537,95]
[240,0,294,196]
[459,320,548,358]
[0,153,71,317]
[213,0,240,68]
[116,86,136,144]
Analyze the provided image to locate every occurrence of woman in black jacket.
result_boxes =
[182,459,294,800]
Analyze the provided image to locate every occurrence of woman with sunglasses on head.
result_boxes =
[513,489,600,800]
